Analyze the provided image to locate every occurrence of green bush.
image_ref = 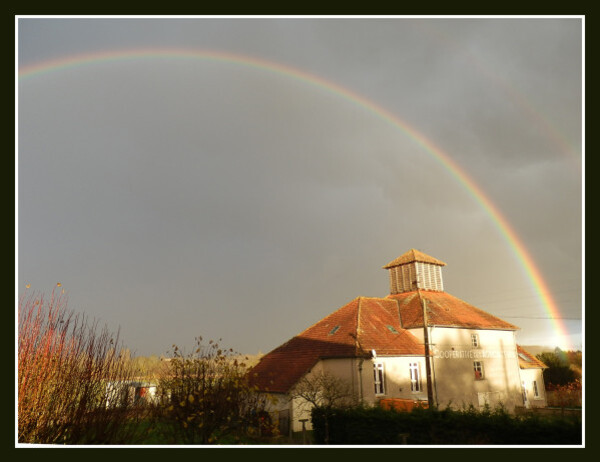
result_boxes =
[150,337,274,444]
[537,349,577,386]
[311,404,581,445]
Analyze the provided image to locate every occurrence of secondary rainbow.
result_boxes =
[18,48,574,348]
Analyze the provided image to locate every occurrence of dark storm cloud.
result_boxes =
[18,17,582,354]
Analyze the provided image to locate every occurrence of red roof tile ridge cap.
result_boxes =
[416,289,428,326]
[389,297,403,329]
[359,295,395,304]
[385,290,420,298]
[355,298,376,357]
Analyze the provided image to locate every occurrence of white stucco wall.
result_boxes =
[266,327,541,433]
[283,358,354,432]
[413,327,525,410]
[519,368,547,408]
[285,356,430,432]
[357,356,429,405]
[261,392,293,435]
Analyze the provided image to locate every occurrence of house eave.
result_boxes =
[407,324,519,331]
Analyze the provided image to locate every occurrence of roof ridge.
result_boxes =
[383,248,447,269]
[416,289,426,327]
[390,297,403,329]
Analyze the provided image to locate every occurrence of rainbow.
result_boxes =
[18,48,574,348]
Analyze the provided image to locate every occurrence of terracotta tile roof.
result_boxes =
[249,287,519,393]
[248,297,424,393]
[356,297,425,356]
[387,290,519,331]
[516,345,548,369]
[383,249,446,269]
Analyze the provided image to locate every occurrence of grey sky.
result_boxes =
[17,17,583,356]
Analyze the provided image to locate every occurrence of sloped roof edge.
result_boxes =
[516,345,548,369]
[383,248,447,269]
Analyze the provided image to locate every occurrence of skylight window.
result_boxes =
[518,353,532,362]
[329,325,340,335]
[386,325,399,334]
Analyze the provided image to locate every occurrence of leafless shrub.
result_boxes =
[18,288,148,444]
[290,371,357,412]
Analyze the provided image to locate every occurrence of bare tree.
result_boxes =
[290,371,356,411]
[289,371,356,445]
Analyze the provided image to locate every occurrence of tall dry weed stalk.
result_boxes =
[18,288,147,444]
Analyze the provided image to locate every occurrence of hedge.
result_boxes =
[310,405,581,445]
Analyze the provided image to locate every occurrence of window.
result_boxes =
[471,333,479,348]
[532,380,540,398]
[328,325,340,335]
[409,362,421,392]
[373,363,385,395]
[473,361,484,380]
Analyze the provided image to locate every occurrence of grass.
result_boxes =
[131,418,291,445]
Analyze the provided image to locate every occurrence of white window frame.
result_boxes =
[471,333,479,348]
[473,361,484,380]
[409,362,421,392]
[532,380,540,398]
[373,362,385,395]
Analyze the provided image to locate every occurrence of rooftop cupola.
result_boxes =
[383,249,446,294]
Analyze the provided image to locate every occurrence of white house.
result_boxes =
[516,345,548,408]
[249,249,547,434]
[105,380,158,407]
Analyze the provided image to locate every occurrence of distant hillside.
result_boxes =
[520,345,556,356]
[239,353,264,368]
